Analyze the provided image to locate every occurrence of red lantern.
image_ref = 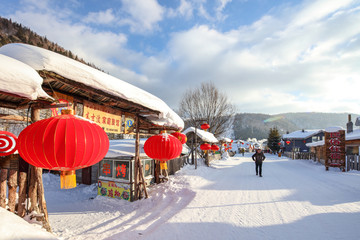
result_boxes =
[171,132,187,144]
[200,123,210,131]
[224,143,227,147]
[17,111,109,189]
[286,140,291,145]
[211,144,219,152]
[200,143,211,151]
[144,133,182,162]
[0,131,18,156]
[278,142,281,146]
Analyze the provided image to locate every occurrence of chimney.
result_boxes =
[302,129,305,132]
[347,114,353,133]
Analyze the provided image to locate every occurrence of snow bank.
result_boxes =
[0,54,52,100]
[182,127,218,143]
[0,208,57,239]
[0,43,183,130]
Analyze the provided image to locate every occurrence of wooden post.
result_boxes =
[134,117,139,201]
[17,171,27,217]
[29,107,52,232]
[134,115,148,200]
[7,169,17,212]
[36,168,51,232]
[0,168,8,208]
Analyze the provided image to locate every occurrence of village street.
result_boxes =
[46,153,360,240]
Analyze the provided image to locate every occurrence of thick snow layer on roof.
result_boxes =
[325,126,345,133]
[0,54,52,100]
[183,127,218,143]
[105,139,147,158]
[346,129,360,141]
[0,43,183,130]
[283,129,323,139]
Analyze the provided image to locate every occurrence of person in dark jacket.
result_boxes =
[252,148,266,177]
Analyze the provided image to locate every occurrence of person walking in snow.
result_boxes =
[252,148,265,177]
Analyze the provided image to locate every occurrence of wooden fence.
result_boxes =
[284,152,315,160]
[346,155,360,171]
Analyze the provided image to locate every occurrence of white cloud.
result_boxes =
[83,9,116,25]
[167,0,194,20]
[119,0,165,33]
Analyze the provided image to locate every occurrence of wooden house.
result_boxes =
[282,129,324,152]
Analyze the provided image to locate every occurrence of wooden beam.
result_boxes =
[0,114,29,122]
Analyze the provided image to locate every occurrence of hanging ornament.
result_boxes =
[171,132,187,144]
[17,110,109,189]
[286,140,291,145]
[144,132,182,162]
[200,123,210,131]
[211,144,219,152]
[200,143,211,151]
[0,131,18,156]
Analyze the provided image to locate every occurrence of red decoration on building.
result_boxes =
[0,131,18,156]
[171,132,187,144]
[278,142,281,146]
[200,123,210,131]
[211,144,220,152]
[144,133,183,162]
[17,111,109,189]
[286,140,291,145]
[200,143,211,151]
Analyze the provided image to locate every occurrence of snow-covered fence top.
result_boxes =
[0,54,52,101]
[106,139,147,158]
[0,43,183,130]
[182,127,218,143]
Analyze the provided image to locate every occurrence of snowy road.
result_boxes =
[47,153,360,240]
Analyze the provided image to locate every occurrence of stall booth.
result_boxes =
[97,139,154,201]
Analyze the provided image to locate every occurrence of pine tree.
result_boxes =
[267,127,281,153]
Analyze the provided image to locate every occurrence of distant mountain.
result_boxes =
[233,112,360,140]
[0,16,103,71]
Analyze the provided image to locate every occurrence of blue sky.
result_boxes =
[1,0,360,114]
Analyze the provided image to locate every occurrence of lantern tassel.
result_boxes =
[60,170,77,189]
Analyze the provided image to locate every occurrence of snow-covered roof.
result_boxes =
[345,129,360,141]
[0,43,183,130]
[283,129,323,139]
[325,126,344,133]
[0,54,52,101]
[182,127,218,143]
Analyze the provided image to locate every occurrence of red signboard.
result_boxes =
[325,130,345,171]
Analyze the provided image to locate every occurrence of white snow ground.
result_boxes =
[7,153,360,239]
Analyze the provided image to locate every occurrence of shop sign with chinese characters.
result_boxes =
[98,180,131,201]
[83,100,122,133]
[325,129,345,171]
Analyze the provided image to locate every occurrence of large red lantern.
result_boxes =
[200,143,211,151]
[200,123,210,131]
[171,132,187,144]
[17,111,109,189]
[211,144,219,152]
[286,140,291,145]
[144,133,182,162]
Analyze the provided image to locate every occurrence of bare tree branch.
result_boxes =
[178,82,235,137]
